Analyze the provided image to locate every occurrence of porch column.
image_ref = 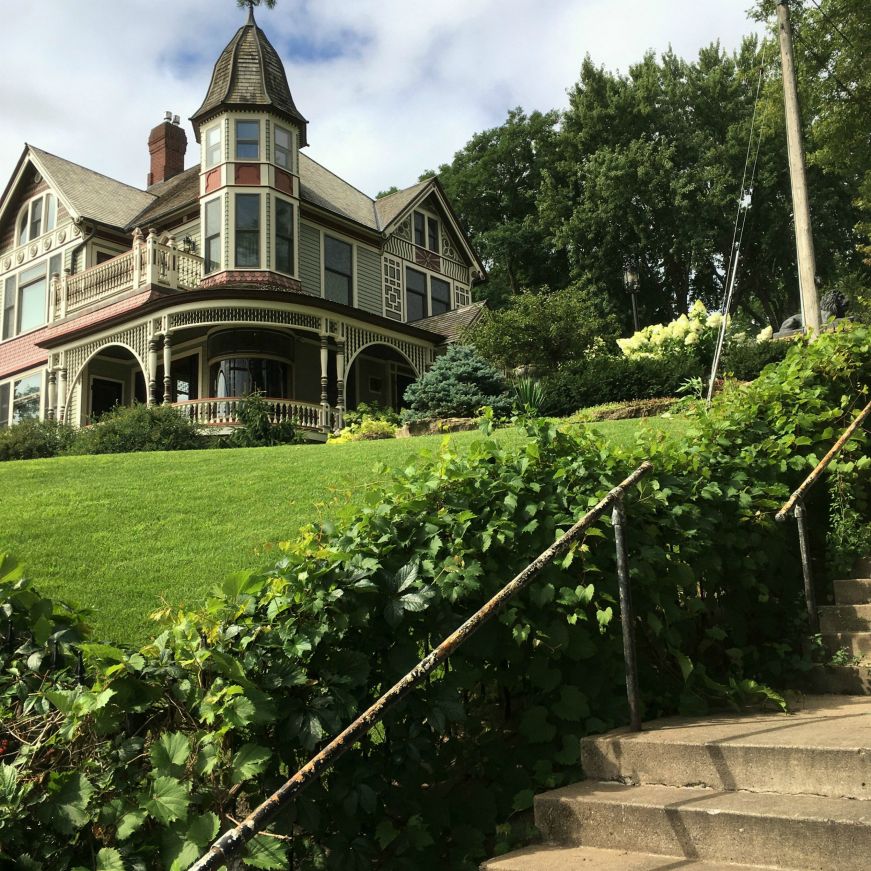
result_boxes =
[57,368,67,424]
[46,371,57,420]
[148,336,160,405]
[319,335,330,430]
[336,339,346,430]
[162,333,173,404]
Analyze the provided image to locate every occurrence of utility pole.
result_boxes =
[776,0,821,334]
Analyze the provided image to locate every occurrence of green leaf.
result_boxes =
[150,732,191,776]
[39,772,94,834]
[394,561,419,593]
[596,607,613,629]
[512,789,534,811]
[375,819,400,848]
[231,743,272,784]
[675,652,694,682]
[243,834,287,869]
[95,848,126,871]
[553,685,591,721]
[144,776,189,825]
[116,808,147,840]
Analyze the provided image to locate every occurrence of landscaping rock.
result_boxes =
[397,417,481,438]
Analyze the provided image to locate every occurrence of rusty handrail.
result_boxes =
[191,460,653,870]
[775,398,871,522]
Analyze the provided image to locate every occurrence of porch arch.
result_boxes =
[67,342,148,424]
[344,342,419,412]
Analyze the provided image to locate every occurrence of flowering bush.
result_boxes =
[616,301,776,361]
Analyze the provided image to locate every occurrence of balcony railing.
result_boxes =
[52,228,204,318]
[172,397,327,431]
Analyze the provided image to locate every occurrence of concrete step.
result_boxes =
[534,780,871,870]
[581,695,871,799]
[822,631,871,658]
[808,664,871,695]
[481,844,777,870]
[820,604,871,632]
[833,578,871,606]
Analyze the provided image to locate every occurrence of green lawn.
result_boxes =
[0,417,685,644]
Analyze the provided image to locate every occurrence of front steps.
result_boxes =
[482,558,871,870]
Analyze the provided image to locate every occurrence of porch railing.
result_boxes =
[172,397,325,430]
[775,398,871,632]
[190,461,652,869]
[53,228,204,318]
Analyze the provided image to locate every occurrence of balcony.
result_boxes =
[52,228,204,318]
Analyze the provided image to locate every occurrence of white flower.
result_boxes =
[685,332,699,346]
[706,312,724,329]
[756,326,773,343]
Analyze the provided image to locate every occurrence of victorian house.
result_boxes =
[0,8,485,437]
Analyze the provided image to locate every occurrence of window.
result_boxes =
[236,120,260,160]
[12,373,41,423]
[405,267,427,321]
[431,277,451,316]
[275,199,294,275]
[2,277,14,340]
[16,194,56,247]
[413,211,439,252]
[0,383,8,429]
[204,198,221,273]
[274,125,292,170]
[16,264,47,334]
[324,236,352,305]
[1,255,60,340]
[235,194,260,268]
[205,125,222,168]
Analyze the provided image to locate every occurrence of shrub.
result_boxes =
[540,353,700,416]
[0,419,76,461]
[719,338,790,381]
[2,325,870,869]
[329,417,397,443]
[511,376,546,415]
[403,344,512,420]
[228,391,297,447]
[342,402,401,429]
[67,403,205,454]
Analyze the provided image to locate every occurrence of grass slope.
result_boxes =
[0,418,684,644]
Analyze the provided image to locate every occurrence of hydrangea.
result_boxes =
[756,325,774,343]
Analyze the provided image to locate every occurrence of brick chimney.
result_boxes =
[147,112,187,187]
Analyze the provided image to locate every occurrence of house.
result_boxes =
[0,7,485,437]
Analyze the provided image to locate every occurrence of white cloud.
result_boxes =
[0,0,765,201]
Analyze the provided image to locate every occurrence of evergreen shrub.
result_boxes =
[403,344,512,421]
[1,325,870,869]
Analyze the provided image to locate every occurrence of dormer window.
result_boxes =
[413,211,439,252]
[16,193,56,246]
[205,125,222,168]
[236,120,260,160]
[274,125,293,170]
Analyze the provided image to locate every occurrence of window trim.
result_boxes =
[413,208,440,253]
[405,266,428,321]
[404,265,454,322]
[88,374,125,419]
[0,369,44,427]
[1,254,59,340]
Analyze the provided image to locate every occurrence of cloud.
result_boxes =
[0,0,764,202]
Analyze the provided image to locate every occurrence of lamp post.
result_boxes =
[623,262,640,333]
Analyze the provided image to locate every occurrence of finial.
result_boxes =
[247,1,256,24]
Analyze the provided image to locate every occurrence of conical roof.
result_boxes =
[191,7,308,145]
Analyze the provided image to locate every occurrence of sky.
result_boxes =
[0,0,766,199]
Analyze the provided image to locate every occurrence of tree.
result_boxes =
[430,109,567,306]
[236,0,276,9]
[467,284,618,371]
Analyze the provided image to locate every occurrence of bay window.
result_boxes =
[205,125,222,168]
[235,120,260,160]
[12,373,41,423]
[235,194,260,268]
[274,125,293,170]
[275,199,294,275]
[204,197,221,273]
[1,254,60,339]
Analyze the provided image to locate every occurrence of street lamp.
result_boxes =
[623,262,640,333]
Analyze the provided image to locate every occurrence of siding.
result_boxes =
[356,246,382,315]
[299,223,321,297]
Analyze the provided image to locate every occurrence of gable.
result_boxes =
[0,160,70,253]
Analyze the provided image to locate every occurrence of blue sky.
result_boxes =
[0,0,765,197]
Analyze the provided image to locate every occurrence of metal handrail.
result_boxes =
[191,460,653,870]
[775,399,871,632]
